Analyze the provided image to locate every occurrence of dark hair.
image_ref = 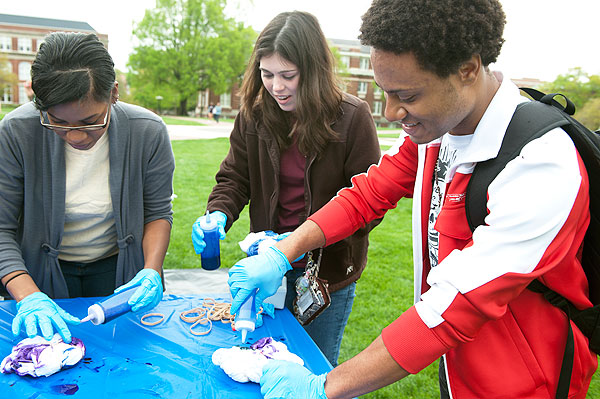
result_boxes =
[240,11,343,156]
[31,32,115,110]
[360,0,506,77]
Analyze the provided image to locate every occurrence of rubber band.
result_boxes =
[141,298,263,337]
[140,313,165,326]
[180,298,235,336]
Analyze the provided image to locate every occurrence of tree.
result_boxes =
[577,97,600,131]
[0,53,17,98]
[540,68,600,114]
[329,45,349,77]
[127,0,255,115]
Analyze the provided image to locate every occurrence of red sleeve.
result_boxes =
[382,306,449,374]
[309,137,419,246]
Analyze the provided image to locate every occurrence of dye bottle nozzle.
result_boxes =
[200,211,221,270]
[81,285,139,325]
[235,289,257,343]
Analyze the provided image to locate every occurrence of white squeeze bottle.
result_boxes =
[80,285,139,325]
[235,289,257,343]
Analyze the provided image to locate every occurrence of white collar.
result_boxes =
[461,72,528,163]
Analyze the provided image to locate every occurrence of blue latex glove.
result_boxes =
[12,292,80,343]
[261,360,328,399]
[256,301,275,328]
[114,269,163,313]
[228,246,291,315]
[191,210,227,254]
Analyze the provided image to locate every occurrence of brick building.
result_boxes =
[0,14,108,105]
[332,38,387,126]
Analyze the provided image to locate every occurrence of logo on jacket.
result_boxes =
[446,192,466,203]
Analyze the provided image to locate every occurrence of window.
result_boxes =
[18,38,32,52]
[18,62,30,80]
[1,87,13,103]
[341,56,350,69]
[357,81,368,97]
[18,83,28,104]
[374,86,382,99]
[0,36,11,51]
[220,92,231,108]
[37,39,44,51]
[359,57,370,70]
[373,101,382,116]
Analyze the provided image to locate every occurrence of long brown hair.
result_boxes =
[240,11,343,156]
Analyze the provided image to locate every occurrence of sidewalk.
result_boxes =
[165,116,234,141]
[165,118,405,146]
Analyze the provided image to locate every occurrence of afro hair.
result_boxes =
[359,0,506,77]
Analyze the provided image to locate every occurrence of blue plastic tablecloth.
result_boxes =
[0,294,332,398]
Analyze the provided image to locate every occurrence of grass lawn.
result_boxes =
[0,104,18,121]
[169,138,600,398]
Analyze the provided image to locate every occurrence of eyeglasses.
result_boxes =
[39,103,111,133]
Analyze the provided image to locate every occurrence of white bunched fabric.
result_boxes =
[212,337,303,383]
[1,334,85,377]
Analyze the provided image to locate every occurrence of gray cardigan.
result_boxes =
[0,102,174,298]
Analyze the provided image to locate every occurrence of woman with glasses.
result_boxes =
[0,32,175,344]
[191,11,381,366]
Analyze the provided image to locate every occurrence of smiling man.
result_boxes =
[227,0,598,398]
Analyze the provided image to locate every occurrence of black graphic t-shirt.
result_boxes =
[428,134,473,267]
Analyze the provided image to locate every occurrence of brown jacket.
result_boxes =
[207,94,381,291]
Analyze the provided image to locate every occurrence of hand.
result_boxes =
[228,246,291,315]
[261,360,328,399]
[12,292,80,343]
[191,211,227,254]
[114,269,163,312]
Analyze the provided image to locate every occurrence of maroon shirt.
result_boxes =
[277,139,305,233]
[278,140,307,267]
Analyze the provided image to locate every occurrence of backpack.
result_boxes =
[465,87,600,399]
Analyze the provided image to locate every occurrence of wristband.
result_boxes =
[3,271,29,288]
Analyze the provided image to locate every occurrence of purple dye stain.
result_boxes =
[51,384,79,395]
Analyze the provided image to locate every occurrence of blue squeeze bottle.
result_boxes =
[235,289,257,343]
[80,285,139,325]
[200,211,221,270]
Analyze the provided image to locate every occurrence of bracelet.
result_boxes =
[3,271,29,288]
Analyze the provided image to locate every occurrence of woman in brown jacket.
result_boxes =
[192,11,380,366]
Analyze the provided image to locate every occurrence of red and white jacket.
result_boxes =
[309,76,597,398]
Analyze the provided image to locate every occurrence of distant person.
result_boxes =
[229,1,598,398]
[207,103,214,120]
[191,11,381,366]
[212,102,222,123]
[0,32,174,344]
